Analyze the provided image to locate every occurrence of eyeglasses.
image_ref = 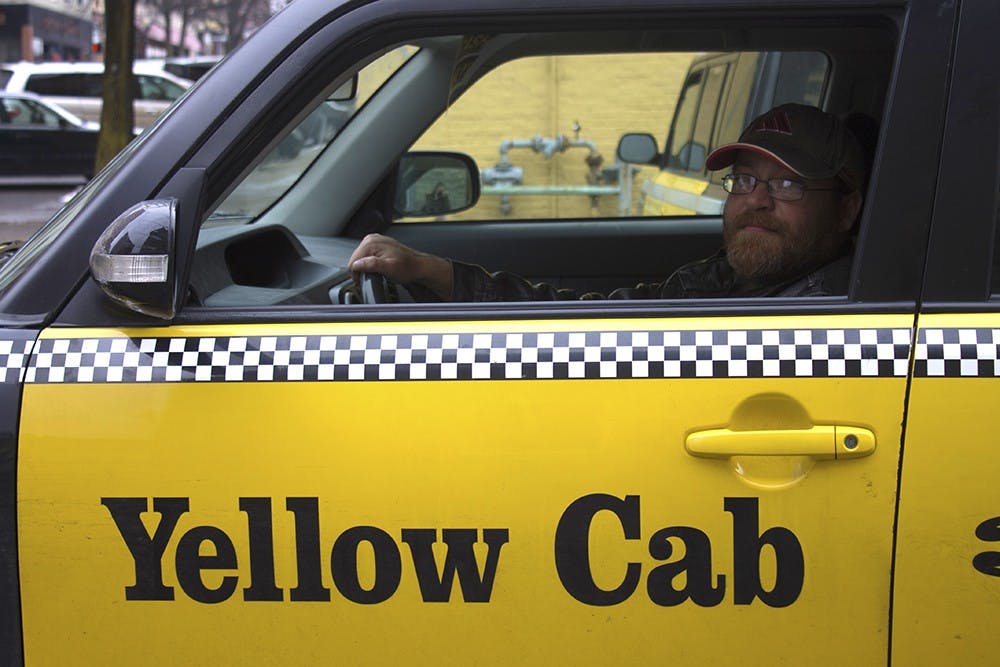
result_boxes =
[721,173,841,201]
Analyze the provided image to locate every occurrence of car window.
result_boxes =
[205,45,419,226]
[404,50,827,222]
[665,69,704,170]
[205,48,780,231]
[137,75,186,101]
[704,52,828,191]
[179,35,882,310]
[410,51,697,222]
[1,98,61,127]
[772,52,828,108]
[25,73,86,96]
[164,61,219,81]
[687,63,727,172]
[203,47,832,231]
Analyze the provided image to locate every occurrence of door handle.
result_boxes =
[685,425,875,460]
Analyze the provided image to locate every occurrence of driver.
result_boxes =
[348,103,866,301]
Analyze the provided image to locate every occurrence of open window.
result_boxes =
[186,24,890,310]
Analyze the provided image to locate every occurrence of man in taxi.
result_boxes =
[348,103,866,300]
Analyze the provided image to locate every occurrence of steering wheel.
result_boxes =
[358,272,399,304]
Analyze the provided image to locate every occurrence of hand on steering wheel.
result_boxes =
[357,272,399,304]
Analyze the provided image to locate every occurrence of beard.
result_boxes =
[723,210,835,284]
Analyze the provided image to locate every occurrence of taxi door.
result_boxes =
[891,1,1000,661]
[17,314,912,664]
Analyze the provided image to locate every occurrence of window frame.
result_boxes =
[5,1,948,329]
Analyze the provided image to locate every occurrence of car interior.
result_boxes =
[187,18,897,309]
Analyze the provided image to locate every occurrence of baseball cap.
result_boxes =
[705,103,866,191]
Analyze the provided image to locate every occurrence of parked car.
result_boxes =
[151,55,223,82]
[0,0,998,665]
[0,91,101,180]
[0,61,190,128]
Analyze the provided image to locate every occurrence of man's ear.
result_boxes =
[838,190,863,232]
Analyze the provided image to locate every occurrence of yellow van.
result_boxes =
[619,51,831,216]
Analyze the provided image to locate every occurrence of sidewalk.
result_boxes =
[0,187,80,243]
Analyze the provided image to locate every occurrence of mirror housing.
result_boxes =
[393,151,481,218]
[617,133,660,164]
[89,199,176,320]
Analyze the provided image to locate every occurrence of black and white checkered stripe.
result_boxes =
[18,327,913,384]
[0,339,34,384]
[914,327,1000,377]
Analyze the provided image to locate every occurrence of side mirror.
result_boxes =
[617,133,660,164]
[393,151,481,218]
[677,141,707,171]
[89,199,176,320]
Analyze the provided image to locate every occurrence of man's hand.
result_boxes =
[348,233,454,300]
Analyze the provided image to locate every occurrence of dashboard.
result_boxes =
[191,224,357,306]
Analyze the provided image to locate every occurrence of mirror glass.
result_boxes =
[394,152,479,218]
[616,132,659,164]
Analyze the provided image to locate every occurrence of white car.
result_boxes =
[136,55,223,82]
[0,61,190,128]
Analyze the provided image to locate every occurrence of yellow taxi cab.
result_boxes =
[0,0,998,664]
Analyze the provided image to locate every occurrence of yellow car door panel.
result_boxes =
[893,320,1000,664]
[18,314,911,663]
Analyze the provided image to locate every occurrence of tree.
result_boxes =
[145,0,207,56]
[95,0,136,174]
[141,0,273,57]
[216,0,271,52]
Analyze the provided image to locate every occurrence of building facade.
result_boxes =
[0,0,95,63]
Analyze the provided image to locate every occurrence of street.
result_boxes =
[0,147,314,247]
[0,186,80,244]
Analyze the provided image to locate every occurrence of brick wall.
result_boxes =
[413,52,697,220]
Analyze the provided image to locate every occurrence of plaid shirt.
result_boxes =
[439,248,852,302]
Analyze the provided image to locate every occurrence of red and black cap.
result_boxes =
[706,103,866,191]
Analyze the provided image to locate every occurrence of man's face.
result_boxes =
[722,151,855,284]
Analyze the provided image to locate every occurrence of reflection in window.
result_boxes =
[688,65,727,172]
[206,45,419,226]
[665,69,702,170]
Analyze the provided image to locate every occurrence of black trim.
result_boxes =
[161,298,918,327]
[917,300,1000,314]
[0,329,36,667]
[920,0,1000,302]
[850,0,955,302]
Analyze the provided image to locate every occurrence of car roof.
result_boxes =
[0,61,191,87]
[166,55,222,65]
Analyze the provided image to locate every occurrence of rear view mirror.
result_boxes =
[394,151,481,218]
